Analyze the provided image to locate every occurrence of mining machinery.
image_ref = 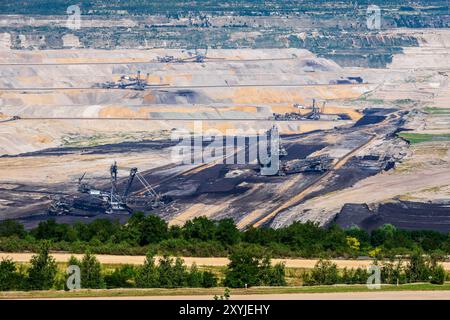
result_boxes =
[48,162,170,215]
[162,47,224,64]
[157,55,177,63]
[258,125,287,176]
[279,155,333,175]
[257,126,333,176]
[187,48,208,63]
[95,71,168,90]
[294,99,325,120]
[272,99,329,121]
[48,196,72,215]
[260,154,333,177]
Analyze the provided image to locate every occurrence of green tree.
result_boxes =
[0,258,22,290]
[224,248,262,288]
[32,219,71,241]
[345,227,370,249]
[406,251,429,283]
[88,219,121,243]
[371,224,397,247]
[187,263,203,287]
[157,255,175,288]
[267,262,287,286]
[172,257,188,288]
[27,242,57,290]
[135,252,159,288]
[80,252,104,288]
[258,256,273,285]
[215,219,240,245]
[128,213,168,245]
[0,220,26,238]
[168,225,183,239]
[183,216,216,241]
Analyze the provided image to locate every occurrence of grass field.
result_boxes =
[425,107,450,115]
[1,283,450,299]
[398,132,450,144]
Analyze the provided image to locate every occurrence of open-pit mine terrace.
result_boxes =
[1,34,450,231]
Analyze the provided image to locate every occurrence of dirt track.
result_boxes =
[3,252,450,270]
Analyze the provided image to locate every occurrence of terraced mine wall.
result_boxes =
[1,2,449,232]
[1,0,448,67]
[335,201,450,233]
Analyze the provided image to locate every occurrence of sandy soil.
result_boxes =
[0,150,172,185]
[2,252,450,270]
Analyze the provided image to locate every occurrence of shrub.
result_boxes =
[201,271,218,288]
[104,265,137,288]
[187,263,203,287]
[340,267,369,284]
[406,251,430,283]
[0,258,26,290]
[224,248,285,288]
[265,262,286,286]
[376,258,406,285]
[302,259,339,286]
[430,265,446,285]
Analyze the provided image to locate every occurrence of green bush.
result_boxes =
[104,265,137,288]
[379,259,407,285]
[430,265,446,285]
[340,267,369,284]
[224,248,285,288]
[0,258,27,290]
[265,262,287,286]
[302,259,339,286]
[405,252,446,285]
[187,263,203,287]
[201,271,218,288]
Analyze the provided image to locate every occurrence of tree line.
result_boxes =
[1,243,446,292]
[1,214,450,258]
[303,253,447,286]
[0,243,286,291]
